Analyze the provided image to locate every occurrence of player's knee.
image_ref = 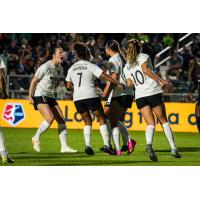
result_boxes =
[46,115,54,124]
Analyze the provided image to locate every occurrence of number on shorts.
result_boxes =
[77,72,83,87]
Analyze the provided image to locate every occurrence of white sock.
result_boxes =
[106,119,112,146]
[100,124,110,146]
[162,122,177,150]
[0,127,7,157]
[145,125,155,145]
[84,125,92,147]
[34,120,50,141]
[58,124,68,148]
[112,127,120,150]
[117,121,131,145]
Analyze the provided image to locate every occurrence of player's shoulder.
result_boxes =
[138,53,149,64]
[39,60,51,71]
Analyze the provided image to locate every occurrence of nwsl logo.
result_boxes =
[2,103,25,126]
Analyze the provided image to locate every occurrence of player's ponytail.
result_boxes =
[127,39,141,67]
[105,40,127,66]
[73,42,91,61]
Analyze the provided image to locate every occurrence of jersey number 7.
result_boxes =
[77,72,83,87]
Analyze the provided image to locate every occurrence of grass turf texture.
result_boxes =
[1,128,200,166]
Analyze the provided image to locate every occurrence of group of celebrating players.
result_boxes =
[1,38,200,164]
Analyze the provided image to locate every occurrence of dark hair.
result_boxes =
[105,40,126,66]
[37,47,61,67]
[73,42,91,61]
[127,39,141,67]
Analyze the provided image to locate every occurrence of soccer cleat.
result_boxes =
[61,146,78,153]
[32,137,40,152]
[85,146,95,155]
[1,155,14,164]
[171,149,181,158]
[127,139,137,155]
[121,145,128,152]
[115,149,122,156]
[146,144,158,161]
[101,145,115,155]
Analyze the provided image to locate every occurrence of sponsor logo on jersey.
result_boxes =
[2,103,25,126]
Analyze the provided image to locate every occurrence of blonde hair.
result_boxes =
[127,39,141,67]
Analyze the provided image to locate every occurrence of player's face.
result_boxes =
[105,47,111,57]
[54,48,64,64]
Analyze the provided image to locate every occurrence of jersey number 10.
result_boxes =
[131,70,145,86]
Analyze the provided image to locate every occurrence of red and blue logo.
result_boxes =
[2,103,25,126]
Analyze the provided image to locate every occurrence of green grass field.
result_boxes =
[1,128,200,166]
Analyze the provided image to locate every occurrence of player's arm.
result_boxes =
[141,62,168,88]
[0,69,8,99]
[102,72,118,99]
[29,76,40,104]
[99,72,124,91]
[66,81,74,92]
[188,78,198,101]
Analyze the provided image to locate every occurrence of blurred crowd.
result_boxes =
[1,33,200,100]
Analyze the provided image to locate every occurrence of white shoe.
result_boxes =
[61,146,78,153]
[32,137,40,152]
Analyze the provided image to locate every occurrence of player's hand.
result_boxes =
[29,96,34,104]
[117,83,126,90]
[157,79,168,88]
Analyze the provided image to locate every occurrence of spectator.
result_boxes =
[167,49,183,80]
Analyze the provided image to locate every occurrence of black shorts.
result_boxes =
[111,95,134,108]
[33,96,58,110]
[74,97,103,114]
[136,93,164,109]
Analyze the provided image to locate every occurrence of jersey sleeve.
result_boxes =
[0,57,6,69]
[35,64,47,80]
[65,69,72,82]
[89,64,103,78]
[138,53,149,65]
[108,61,119,74]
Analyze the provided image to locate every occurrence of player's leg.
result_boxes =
[51,105,78,153]
[0,126,14,164]
[80,111,94,155]
[32,104,54,152]
[195,103,200,133]
[118,108,136,154]
[152,102,181,158]
[109,101,124,155]
[92,100,114,155]
[139,106,158,161]
[103,105,112,148]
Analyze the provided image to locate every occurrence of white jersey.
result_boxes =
[0,56,6,69]
[34,60,63,98]
[108,53,134,97]
[124,53,163,100]
[66,60,103,101]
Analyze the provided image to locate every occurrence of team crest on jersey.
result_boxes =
[2,103,25,126]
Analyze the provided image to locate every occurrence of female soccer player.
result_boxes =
[29,47,78,153]
[0,59,14,164]
[188,56,200,133]
[66,42,124,155]
[103,40,136,155]
[124,39,181,161]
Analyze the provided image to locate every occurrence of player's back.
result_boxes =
[67,60,103,101]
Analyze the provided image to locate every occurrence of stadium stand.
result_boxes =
[0,33,199,101]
